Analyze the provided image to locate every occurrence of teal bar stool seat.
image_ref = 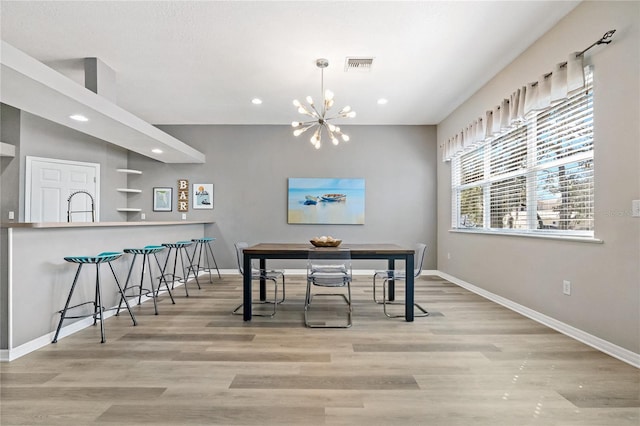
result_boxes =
[191,237,221,282]
[161,241,200,296]
[53,252,137,344]
[117,245,175,315]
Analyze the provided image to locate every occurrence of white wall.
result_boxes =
[437,1,639,355]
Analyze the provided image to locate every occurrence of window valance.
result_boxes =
[442,52,585,163]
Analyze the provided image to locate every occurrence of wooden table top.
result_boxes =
[244,243,413,256]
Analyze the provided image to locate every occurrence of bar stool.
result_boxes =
[52,252,137,344]
[161,241,200,296]
[191,237,221,282]
[117,245,175,315]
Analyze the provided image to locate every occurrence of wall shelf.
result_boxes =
[117,168,142,213]
[116,168,142,174]
[0,141,15,157]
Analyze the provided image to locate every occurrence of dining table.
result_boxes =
[241,243,415,322]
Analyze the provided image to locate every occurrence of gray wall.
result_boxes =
[5,111,129,223]
[437,2,640,354]
[128,125,438,270]
[1,104,21,222]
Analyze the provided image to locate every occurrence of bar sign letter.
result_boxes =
[178,179,189,212]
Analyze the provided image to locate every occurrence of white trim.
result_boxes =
[25,156,101,222]
[7,229,13,350]
[450,228,603,243]
[437,271,640,368]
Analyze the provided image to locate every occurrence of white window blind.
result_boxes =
[452,68,594,237]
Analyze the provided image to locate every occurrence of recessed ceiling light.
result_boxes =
[151,148,163,154]
[377,98,388,105]
[69,114,88,122]
[251,98,263,105]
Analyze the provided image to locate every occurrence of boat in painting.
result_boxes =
[304,195,318,205]
[321,193,346,202]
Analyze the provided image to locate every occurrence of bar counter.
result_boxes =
[1,220,214,361]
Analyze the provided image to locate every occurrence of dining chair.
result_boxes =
[372,243,429,318]
[305,248,352,328]
[232,242,285,318]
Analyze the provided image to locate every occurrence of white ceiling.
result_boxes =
[1,1,580,126]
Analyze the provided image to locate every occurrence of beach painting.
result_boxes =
[288,178,365,224]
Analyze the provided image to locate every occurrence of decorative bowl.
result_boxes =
[310,239,342,247]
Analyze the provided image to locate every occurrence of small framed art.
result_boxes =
[153,187,173,212]
[193,183,213,209]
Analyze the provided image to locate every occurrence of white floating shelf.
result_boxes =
[116,208,142,212]
[116,168,142,174]
[0,141,15,157]
[116,188,142,193]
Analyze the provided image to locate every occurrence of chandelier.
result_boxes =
[292,58,356,149]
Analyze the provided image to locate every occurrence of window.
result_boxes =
[452,68,594,237]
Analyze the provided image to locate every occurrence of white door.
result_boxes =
[26,156,100,222]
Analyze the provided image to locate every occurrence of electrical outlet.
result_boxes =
[140,213,146,220]
[447,252,451,260]
[8,211,14,220]
[563,280,571,295]
[182,213,187,220]
[632,200,640,217]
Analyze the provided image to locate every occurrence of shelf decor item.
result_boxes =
[153,187,172,212]
[177,179,189,212]
[193,183,213,209]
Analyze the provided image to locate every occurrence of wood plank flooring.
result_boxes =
[1,274,638,425]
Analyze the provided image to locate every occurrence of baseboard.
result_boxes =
[9,269,631,367]
[436,271,640,368]
[0,279,188,362]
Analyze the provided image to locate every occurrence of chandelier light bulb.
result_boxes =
[292,58,355,149]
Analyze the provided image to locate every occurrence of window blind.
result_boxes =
[452,68,594,237]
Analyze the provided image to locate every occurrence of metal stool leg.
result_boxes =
[205,241,221,279]
[152,253,175,304]
[108,262,138,324]
[52,264,83,343]
[94,264,106,343]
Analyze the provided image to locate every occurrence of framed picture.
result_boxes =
[193,183,213,209]
[153,187,173,212]
[288,177,365,224]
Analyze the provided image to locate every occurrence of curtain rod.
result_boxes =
[577,29,616,57]
[541,29,616,78]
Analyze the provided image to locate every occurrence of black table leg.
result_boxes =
[405,253,414,322]
[387,259,395,301]
[259,258,267,301]
[243,254,252,321]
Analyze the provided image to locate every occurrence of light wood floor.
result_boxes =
[1,274,638,425]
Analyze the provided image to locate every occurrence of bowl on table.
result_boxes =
[310,238,342,247]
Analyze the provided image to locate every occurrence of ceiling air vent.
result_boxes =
[344,57,374,72]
